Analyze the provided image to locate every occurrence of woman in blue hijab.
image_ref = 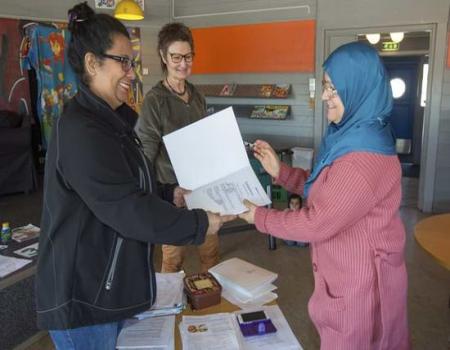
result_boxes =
[240,42,410,349]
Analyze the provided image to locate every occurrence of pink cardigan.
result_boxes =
[255,152,410,350]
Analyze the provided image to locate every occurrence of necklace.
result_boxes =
[165,78,186,96]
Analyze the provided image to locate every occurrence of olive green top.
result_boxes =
[135,80,206,184]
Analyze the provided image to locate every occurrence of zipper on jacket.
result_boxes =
[139,168,145,192]
[105,236,123,290]
[148,243,155,304]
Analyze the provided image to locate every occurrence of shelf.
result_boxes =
[198,84,291,99]
[207,104,290,120]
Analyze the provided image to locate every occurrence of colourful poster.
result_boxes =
[23,24,78,149]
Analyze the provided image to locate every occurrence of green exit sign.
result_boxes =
[382,41,400,51]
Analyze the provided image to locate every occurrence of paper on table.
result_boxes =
[179,313,242,350]
[222,289,278,309]
[11,223,40,242]
[163,107,271,215]
[14,242,39,258]
[0,254,32,278]
[135,272,185,320]
[152,272,184,309]
[116,315,175,349]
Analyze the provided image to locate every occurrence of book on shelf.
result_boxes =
[272,84,290,98]
[250,105,289,120]
[219,83,237,96]
[259,84,274,97]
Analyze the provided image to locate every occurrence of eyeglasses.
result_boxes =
[168,52,194,64]
[101,54,137,72]
[322,80,337,96]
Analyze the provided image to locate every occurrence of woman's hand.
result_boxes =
[238,199,258,224]
[173,186,190,208]
[206,212,236,235]
[253,140,281,179]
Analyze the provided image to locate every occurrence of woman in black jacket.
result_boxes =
[35,3,233,349]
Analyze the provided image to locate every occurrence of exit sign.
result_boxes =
[382,41,400,51]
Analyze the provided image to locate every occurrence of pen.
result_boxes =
[244,141,255,149]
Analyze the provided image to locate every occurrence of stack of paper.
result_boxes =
[178,305,303,350]
[11,223,40,242]
[116,315,175,349]
[209,258,278,308]
[135,273,185,320]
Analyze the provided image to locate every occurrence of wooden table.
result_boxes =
[414,213,450,270]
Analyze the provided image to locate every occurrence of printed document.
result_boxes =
[163,107,271,215]
[179,313,242,350]
[116,315,175,349]
[0,254,32,278]
[179,305,303,350]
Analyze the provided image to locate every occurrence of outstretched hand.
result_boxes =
[173,186,191,208]
[238,199,258,224]
[206,212,236,235]
[252,140,281,179]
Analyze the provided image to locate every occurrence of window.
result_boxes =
[420,63,429,107]
[390,78,406,99]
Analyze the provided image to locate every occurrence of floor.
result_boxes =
[2,175,449,350]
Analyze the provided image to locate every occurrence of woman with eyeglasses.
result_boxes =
[35,3,234,349]
[135,22,221,273]
[239,42,409,350]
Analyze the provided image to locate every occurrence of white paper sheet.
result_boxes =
[163,107,271,215]
[135,272,185,320]
[179,313,242,350]
[222,289,278,309]
[0,254,32,278]
[116,315,175,349]
[14,242,39,258]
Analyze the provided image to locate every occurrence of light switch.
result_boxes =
[142,67,149,75]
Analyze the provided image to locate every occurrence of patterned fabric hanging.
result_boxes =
[23,24,78,149]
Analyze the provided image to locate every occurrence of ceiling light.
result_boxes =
[390,32,404,43]
[366,33,381,45]
[114,0,144,21]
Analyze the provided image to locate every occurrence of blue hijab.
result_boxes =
[303,42,396,198]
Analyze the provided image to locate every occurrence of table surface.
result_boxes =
[414,213,450,270]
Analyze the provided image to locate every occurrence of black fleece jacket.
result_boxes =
[36,85,208,330]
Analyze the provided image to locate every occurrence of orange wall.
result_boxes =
[191,20,315,74]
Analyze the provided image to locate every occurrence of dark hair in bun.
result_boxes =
[67,1,130,83]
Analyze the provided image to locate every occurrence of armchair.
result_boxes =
[0,111,37,195]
